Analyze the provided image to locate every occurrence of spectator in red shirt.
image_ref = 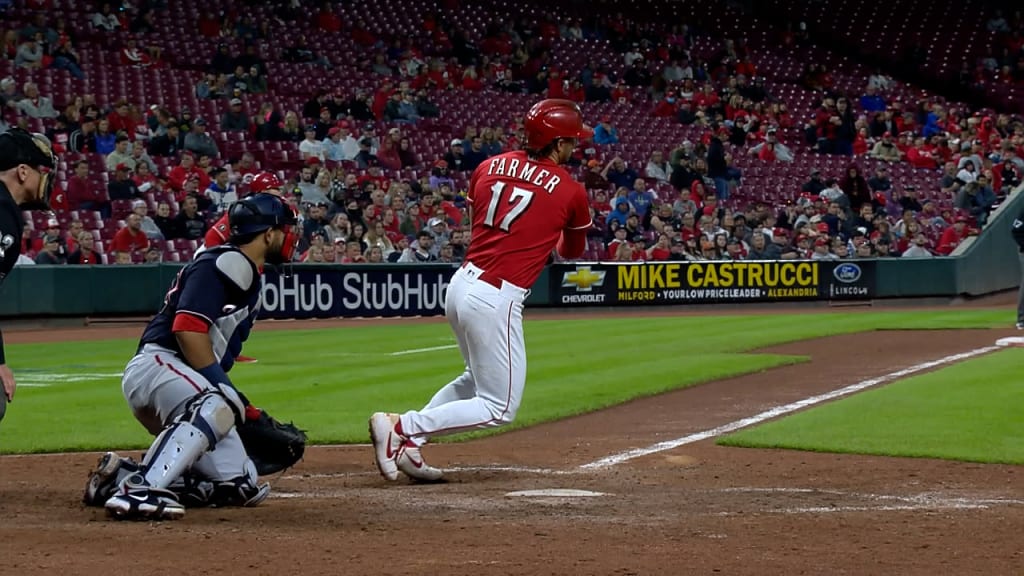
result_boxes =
[167,152,210,195]
[66,160,112,218]
[906,137,939,169]
[652,92,678,117]
[316,2,342,32]
[936,216,971,255]
[646,234,673,260]
[110,213,151,254]
[107,100,138,138]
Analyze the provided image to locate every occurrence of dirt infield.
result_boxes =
[1,312,1023,575]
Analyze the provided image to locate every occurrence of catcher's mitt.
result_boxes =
[237,408,307,476]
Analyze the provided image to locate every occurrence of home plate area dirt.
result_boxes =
[2,324,1024,575]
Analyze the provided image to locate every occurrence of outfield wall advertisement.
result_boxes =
[551,260,876,306]
[259,265,455,319]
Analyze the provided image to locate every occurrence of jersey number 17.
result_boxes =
[483,181,535,232]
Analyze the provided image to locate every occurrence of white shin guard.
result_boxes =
[141,391,237,490]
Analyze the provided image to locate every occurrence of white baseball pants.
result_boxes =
[122,344,252,482]
[399,262,529,444]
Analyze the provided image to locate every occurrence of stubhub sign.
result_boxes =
[260,264,456,319]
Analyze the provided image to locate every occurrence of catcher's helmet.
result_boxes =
[248,172,283,195]
[228,192,299,262]
[524,99,593,151]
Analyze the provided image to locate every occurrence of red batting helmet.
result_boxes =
[524,99,594,151]
[248,172,283,195]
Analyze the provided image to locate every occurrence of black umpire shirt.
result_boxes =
[0,181,24,365]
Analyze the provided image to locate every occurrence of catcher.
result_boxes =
[82,193,306,520]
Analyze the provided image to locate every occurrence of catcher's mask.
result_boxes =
[227,192,300,266]
[0,129,57,210]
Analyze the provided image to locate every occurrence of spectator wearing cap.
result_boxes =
[183,118,220,158]
[34,233,67,265]
[353,138,378,170]
[748,128,794,162]
[425,160,452,193]
[955,181,996,227]
[425,217,450,253]
[398,231,437,263]
[312,107,335,140]
[299,126,326,164]
[358,123,380,154]
[148,121,184,157]
[867,165,892,196]
[302,202,332,243]
[593,117,620,145]
[68,232,102,265]
[443,139,466,171]
[105,133,136,173]
[221,99,251,132]
[584,159,608,190]
[870,132,901,162]
[108,164,141,200]
[810,237,836,260]
[204,167,237,213]
[131,199,164,240]
[322,126,348,162]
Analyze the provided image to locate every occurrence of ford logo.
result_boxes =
[834,263,862,284]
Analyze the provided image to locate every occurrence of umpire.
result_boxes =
[0,128,58,423]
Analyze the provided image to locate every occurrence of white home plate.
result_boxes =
[995,337,1024,347]
[505,489,606,498]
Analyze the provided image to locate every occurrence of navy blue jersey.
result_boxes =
[139,245,260,373]
[0,182,25,365]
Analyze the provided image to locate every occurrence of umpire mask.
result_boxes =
[0,129,57,210]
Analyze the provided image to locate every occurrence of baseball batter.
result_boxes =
[370,99,593,481]
[82,193,299,520]
[0,129,57,424]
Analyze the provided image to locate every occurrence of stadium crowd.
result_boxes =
[1,0,1022,267]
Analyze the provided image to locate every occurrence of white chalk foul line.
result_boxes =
[714,487,1024,515]
[389,344,458,356]
[579,345,1002,470]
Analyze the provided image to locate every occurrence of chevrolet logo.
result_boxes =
[562,266,606,291]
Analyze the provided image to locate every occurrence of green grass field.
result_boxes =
[0,309,1010,455]
[719,347,1024,464]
